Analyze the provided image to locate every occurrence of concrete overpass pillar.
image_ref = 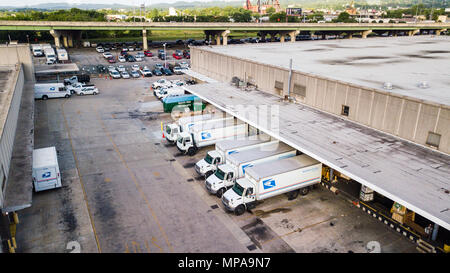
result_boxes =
[68,34,73,48]
[289,30,299,43]
[280,35,285,43]
[362,29,372,39]
[408,29,419,36]
[62,35,69,48]
[260,32,266,42]
[435,29,447,35]
[348,33,353,39]
[142,29,148,50]
[216,35,221,46]
[49,29,61,48]
[221,30,230,46]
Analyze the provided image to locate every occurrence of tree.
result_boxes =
[269,12,286,23]
[266,7,276,16]
[334,12,357,23]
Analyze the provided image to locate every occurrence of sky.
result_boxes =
[0,0,230,6]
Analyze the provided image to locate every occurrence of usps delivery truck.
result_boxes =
[32,147,62,192]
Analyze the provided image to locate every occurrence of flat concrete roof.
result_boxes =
[0,66,17,137]
[186,82,450,230]
[34,63,79,74]
[199,36,450,106]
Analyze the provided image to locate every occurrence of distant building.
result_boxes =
[169,7,177,16]
[437,15,447,23]
[105,14,128,21]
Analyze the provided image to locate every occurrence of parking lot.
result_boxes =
[14,61,419,253]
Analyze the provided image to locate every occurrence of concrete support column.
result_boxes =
[62,35,69,48]
[289,30,299,43]
[49,29,61,48]
[348,33,353,39]
[142,29,148,50]
[67,34,73,48]
[280,35,285,43]
[322,33,326,40]
[432,223,439,241]
[260,32,266,42]
[436,29,446,35]
[408,29,419,36]
[221,30,230,46]
[362,29,372,39]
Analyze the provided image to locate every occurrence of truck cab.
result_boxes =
[176,131,194,154]
[205,164,235,197]
[165,123,181,143]
[222,178,255,215]
[195,150,224,178]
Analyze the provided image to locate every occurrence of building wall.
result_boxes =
[0,66,24,207]
[191,48,450,154]
[0,45,34,82]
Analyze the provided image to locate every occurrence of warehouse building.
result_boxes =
[0,44,35,253]
[187,36,450,251]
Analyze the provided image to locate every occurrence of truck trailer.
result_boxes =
[56,48,69,62]
[32,147,62,192]
[195,135,272,178]
[44,47,57,64]
[222,155,322,215]
[176,118,248,156]
[34,83,71,100]
[164,114,231,144]
[205,142,297,197]
[162,94,206,113]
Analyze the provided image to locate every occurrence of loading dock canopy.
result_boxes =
[186,82,450,230]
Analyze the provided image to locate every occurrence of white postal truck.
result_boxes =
[206,142,297,197]
[195,135,272,178]
[34,83,71,100]
[165,114,230,144]
[32,147,62,192]
[222,155,322,215]
[176,119,247,156]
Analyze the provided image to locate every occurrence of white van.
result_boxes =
[34,83,71,100]
[32,147,62,192]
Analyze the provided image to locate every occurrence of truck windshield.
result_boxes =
[204,153,213,164]
[215,168,225,180]
[232,182,245,196]
[177,136,183,143]
[166,126,171,135]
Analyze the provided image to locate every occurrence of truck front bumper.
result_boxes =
[221,198,234,212]
[195,165,205,176]
[205,181,217,194]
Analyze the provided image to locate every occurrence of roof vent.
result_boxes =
[418,81,429,89]
[383,82,393,90]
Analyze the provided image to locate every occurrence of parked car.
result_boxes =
[109,70,121,79]
[122,47,128,52]
[152,69,163,76]
[144,50,153,57]
[117,65,126,72]
[160,67,172,76]
[107,65,116,72]
[183,50,190,59]
[126,55,136,62]
[118,55,126,62]
[120,50,128,56]
[179,61,189,69]
[140,67,153,77]
[121,71,130,79]
[107,57,116,63]
[131,64,140,71]
[96,46,104,53]
[128,46,135,51]
[173,66,183,75]
[97,64,107,73]
[136,52,145,58]
[103,52,113,58]
[154,63,163,70]
[75,86,99,96]
[130,70,140,78]
[135,55,143,62]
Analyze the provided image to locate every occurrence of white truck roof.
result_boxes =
[226,142,293,166]
[215,134,271,152]
[190,118,243,132]
[33,147,58,169]
[246,154,320,181]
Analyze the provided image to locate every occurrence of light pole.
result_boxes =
[163,43,167,68]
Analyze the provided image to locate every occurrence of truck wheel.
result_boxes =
[205,171,213,178]
[235,205,245,216]
[42,95,48,100]
[216,188,225,198]
[187,147,196,156]
[65,94,70,98]
[287,189,300,200]
[300,187,310,196]
[80,92,84,96]
[93,92,98,95]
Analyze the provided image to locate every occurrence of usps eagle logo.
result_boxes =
[263,179,276,190]
[42,172,51,178]
[201,132,211,140]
